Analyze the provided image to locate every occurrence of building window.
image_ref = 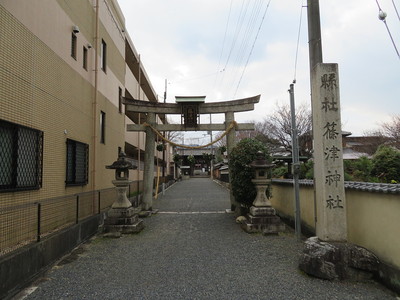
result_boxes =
[83,46,88,70]
[71,33,77,60]
[0,120,43,192]
[118,87,123,113]
[100,111,106,144]
[100,39,107,72]
[66,139,88,186]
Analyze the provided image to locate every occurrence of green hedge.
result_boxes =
[229,138,270,208]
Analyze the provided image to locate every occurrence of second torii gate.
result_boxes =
[123,94,260,211]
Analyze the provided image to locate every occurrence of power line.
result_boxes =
[375,0,400,60]
[213,0,233,90]
[223,0,248,71]
[230,0,265,88]
[233,0,264,68]
[293,1,306,83]
[233,0,272,98]
[217,0,248,90]
[392,0,400,22]
[216,0,264,94]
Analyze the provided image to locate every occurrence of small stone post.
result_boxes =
[103,152,144,236]
[242,152,285,234]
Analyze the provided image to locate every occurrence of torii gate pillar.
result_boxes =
[143,112,156,211]
[225,111,238,210]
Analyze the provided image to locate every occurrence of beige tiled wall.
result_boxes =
[0,3,125,207]
[271,182,400,270]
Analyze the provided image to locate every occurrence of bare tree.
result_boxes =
[255,103,312,156]
[164,116,183,143]
[214,129,255,149]
[213,131,227,148]
[381,115,400,149]
[363,115,400,153]
[356,130,389,155]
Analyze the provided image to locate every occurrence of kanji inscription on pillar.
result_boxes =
[312,63,347,242]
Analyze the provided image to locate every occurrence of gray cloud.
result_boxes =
[118,0,400,136]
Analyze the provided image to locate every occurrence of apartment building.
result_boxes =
[0,0,168,209]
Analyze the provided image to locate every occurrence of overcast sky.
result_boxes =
[117,0,400,144]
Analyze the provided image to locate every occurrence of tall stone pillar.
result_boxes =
[311,63,347,242]
[225,111,238,211]
[299,64,378,282]
[143,112,156,211]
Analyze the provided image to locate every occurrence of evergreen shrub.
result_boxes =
[229,138,270,208]
[371,145,400,183]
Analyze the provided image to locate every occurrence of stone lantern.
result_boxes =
[103,152,143,236]
[106,152,136,209]
[250,151,274,207]
[241,151,285,235]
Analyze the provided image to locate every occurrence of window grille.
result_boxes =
[0,120,43,192]
[118,87,122,113]
[101,39,107,71]
[71,33,77,59]
[66,139,88,186]
[100,111,106,144]
[83,46,88,70]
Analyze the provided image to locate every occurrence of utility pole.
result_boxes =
[137,54,141,195]
[307,0,323,229]
[209,114,213,179]
[289,83,301,241]
[307,0,323,72]
[162,79,167,180]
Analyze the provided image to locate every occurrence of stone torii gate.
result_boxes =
[123,95,260,211]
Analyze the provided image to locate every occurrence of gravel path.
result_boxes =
[21,178,396,299]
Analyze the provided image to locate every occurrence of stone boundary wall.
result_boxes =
[0,214,102,300]
[0,178,173,299]
[271,179,400,294]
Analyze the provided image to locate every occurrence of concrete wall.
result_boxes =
[0,214,102,299]
[271,180,400,292]
[271,183,316,233]
[346,191,400,268]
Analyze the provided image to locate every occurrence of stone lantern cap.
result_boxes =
[250,151,274,169]
[106,152,137,181]
[106,152,137,170]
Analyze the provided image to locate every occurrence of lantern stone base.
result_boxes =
[103,207,144,236]
[241,206,285,235]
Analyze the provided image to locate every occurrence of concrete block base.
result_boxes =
[241,206,285,235]
[249,206,277,216]
[103,220,144,236]
[103,207,144,236]
[139,209,159,218]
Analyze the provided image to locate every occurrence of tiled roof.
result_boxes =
[272,179,400,194]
